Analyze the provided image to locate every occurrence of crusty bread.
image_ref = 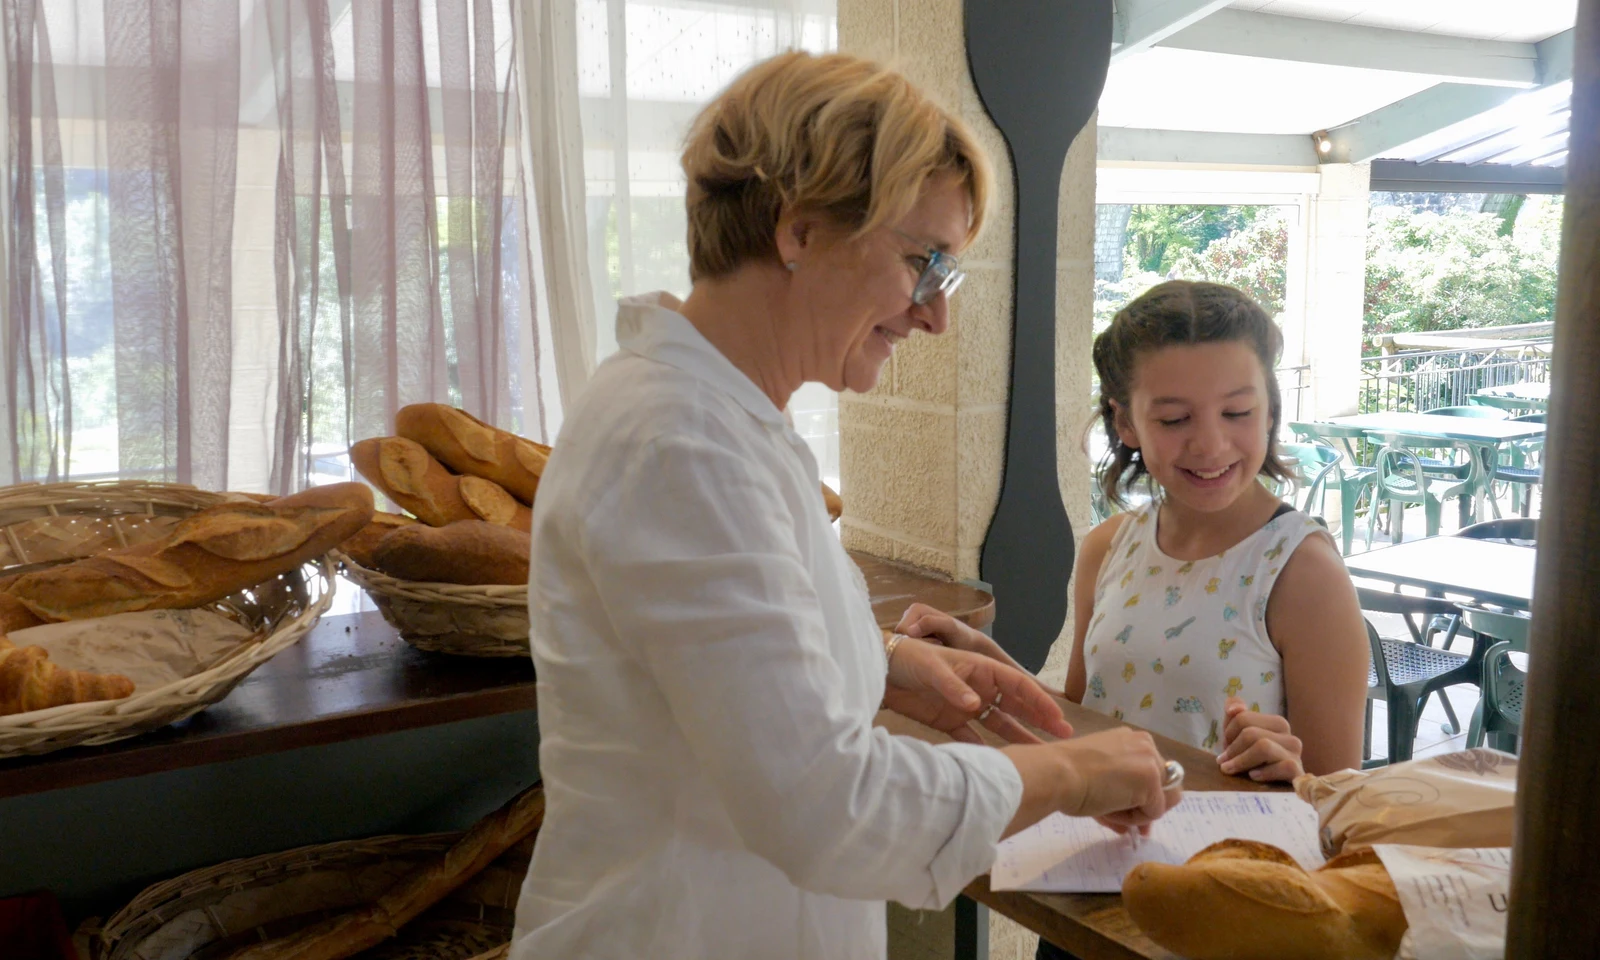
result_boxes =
[224,784,544,960]
[371,520,529,586]
[349,437,478,527]
[821,482,843,522]
[4,484,374,623]
[1121,839,1406,960]
[395,403,548,504]
[457,475,532,532]
[338,512,419,569]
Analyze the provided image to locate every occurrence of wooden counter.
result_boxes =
[0,555,989,801]
[880,697,1286,960]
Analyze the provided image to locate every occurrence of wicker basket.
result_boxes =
[0,480,335,757]
[93,829,532,960]
[336,551,528,658]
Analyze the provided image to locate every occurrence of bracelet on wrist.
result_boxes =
[883,632,909,674]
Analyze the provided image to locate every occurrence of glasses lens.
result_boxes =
[913,254,959,305]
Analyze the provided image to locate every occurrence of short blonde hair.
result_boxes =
[681,51,992,281]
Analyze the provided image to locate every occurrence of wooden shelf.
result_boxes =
[0,610,537,800]
[0,553,989,802]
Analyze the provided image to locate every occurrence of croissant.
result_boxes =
[0,636,136,716]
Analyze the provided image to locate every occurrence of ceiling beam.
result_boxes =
[1370,159,1565,194]
[1158,9,1539,87]
[1110,0,1233,62]
[1097,127,1318,166]
[1321,28,1575,164]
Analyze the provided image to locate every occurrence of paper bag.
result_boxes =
[1293,748,1516,858]
[1375,845,1511,960]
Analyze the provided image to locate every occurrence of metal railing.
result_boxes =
[1359,343,1552,414]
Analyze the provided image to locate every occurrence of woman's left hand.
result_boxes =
[1217,696,1305,782]
[883,636,1074,745]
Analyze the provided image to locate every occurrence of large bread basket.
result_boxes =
[335,551,528,658]
[0,480,334,757]
[91,828,533,960]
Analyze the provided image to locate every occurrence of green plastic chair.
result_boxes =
[1366,431,1478,547]
[1358,587,1475,765]
[1424,405,1510,420]
[1494,414,1545,517]
[1287,423,1379,556]
[1460,606,1530,754]
[1276,442,1340,517]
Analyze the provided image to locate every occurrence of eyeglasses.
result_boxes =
[894,229,965,305]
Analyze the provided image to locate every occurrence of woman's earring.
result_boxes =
[785,261,798,272]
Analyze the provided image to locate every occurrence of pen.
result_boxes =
[1128,760,1185,853]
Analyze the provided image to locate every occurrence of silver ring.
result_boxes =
[975,692,1003,722]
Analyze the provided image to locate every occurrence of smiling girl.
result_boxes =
[905,280,1369,783]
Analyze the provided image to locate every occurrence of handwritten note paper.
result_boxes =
[991,792,1324,893]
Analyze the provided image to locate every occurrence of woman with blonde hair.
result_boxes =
[510,51,1178,959]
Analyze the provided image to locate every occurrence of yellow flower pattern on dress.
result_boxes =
[1113,708,1125,720]
[1202,720,1219,750]
[1080,502,1314,754]
[1264,537,1288,562]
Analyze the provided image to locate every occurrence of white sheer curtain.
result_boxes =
[573,0,839,486]
[2,0,563,491]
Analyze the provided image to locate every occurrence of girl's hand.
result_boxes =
[896,602,1032,676]
[884,636,1074,745]
[1217,696,1305,782]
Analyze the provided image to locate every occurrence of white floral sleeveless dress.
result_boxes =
[1081,502,1331,753]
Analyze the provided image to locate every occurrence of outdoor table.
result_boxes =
[878,699,1283,960]
[1329,412,1545,524]
[1473,382,1551,413]
[1344,535,1536,611]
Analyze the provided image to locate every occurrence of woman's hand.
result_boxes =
[883,636,1073,745]
[1217,696,1305,782]
[895,602,1030,674]
[1000,727,1181,838]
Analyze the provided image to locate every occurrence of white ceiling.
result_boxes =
[1226,0,1577,44]
[1098,47,1443,136]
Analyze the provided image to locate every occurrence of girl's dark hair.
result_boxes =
[1092,280,1293,508]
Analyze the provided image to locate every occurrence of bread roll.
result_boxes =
[371,520,529,586]
[0,636,136,715]
[4,484,374,623]
[1122,839,1406,960]
[338,512,419,569]
[395,403,548,503]
[821,482,843,522]
[350,436,477,527]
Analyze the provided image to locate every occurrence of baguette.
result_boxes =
[458,475,532,532]
[350,437,477,527]
[395,403,548,504]
[224,784,545,960]
[4,484,374,623]
[338,512,419,569]
[371,520,529,586]
[1122,839,1406,960]
[0,636,136,715]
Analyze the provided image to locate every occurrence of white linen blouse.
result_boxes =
[509,292,1024,960]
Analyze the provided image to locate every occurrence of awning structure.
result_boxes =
[1098,0,1576,192]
